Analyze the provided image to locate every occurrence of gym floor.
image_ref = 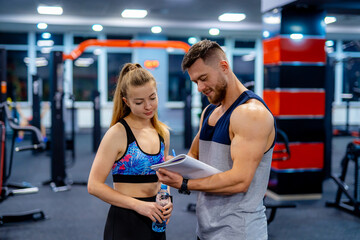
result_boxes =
[0,131,359,240]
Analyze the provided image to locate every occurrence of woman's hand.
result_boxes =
[162,201,173,224]
[166,155,174,161]
[134,200,166,223]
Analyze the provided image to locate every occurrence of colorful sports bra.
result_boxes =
[112,118,165,183]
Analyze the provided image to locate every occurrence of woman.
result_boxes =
[88,63,172,240]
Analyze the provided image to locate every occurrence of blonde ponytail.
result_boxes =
[110,63,169,139]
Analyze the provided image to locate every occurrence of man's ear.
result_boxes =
[219,60,229,73]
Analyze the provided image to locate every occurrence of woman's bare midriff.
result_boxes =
[113,182,160,198]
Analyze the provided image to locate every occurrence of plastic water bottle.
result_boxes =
[152,184,170,232]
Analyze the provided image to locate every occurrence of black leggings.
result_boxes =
[104,196,166,240]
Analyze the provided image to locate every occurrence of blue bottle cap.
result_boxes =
[160,184,168,189]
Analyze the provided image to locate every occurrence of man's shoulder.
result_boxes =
[230,99,273,129]
[232,98,268,115]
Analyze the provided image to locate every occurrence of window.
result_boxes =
[74,36,97,45]
[343,40,360,52]
[343,57,360,101]
[233,55,255,91]
[201,37,225,46]
[167,37,189,44]
[168,54,190,102]
[7,50,28,101]
[107,53,131,101]
[234,40,255,48]
[36,33,63,45]
[0,32,28,45]
[106,35,133,40]
[73,52,98,101]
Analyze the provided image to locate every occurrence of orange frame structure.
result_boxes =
[63,39,191,61]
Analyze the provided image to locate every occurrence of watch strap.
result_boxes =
[178,178,191,195]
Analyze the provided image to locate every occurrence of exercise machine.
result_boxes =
[265,129,296,224]
[43,51,80,191]
[92,90,101,153]
[45,40,191,191]
[0,48,46,225]
[0,102,46,225]
[333,93,354,136]
[326,138,360,217]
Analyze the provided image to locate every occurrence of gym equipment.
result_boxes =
[266,129,296,224]
[184,89,192,149]
[31,75,42,147]
[92,90,101,152]
[264,200,296,225]
[46,40,191,190]
[0,48,46,225]
[62,40,190,61]
[68,93,76,160]
[333,93,353,136]
[41,40,191,191]
[326,139,360,217]
[64,39,191,150]
[0,103,46,225]
[43,51,79,191]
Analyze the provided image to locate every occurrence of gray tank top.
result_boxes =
[196,90,275,240]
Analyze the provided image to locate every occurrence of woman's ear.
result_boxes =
[122,97,129,107]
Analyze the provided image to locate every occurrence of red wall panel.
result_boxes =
[263,37,326,65]
[263,90,325,116]
[272,142,324,170]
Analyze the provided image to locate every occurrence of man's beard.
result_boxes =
[207,79,227,105]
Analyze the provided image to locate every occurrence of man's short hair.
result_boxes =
[181,40,226,72]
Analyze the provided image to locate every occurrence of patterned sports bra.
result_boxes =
[112,118,165,183]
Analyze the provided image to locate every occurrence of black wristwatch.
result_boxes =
[178,178,191,195]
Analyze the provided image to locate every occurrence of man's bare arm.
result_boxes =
[187,102,275,194]
[158,101,275,194]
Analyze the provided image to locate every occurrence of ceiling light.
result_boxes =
[209,28,220,36]
[325,40,334,47]
[326,47,334,54]
[93,49,102,55]
[24,57,48,67]
[263,16,281,24]
[37,23,48,30]
[41,47,52,54]
[121,9,148,18]
[37,6,63,15]
[290,33,303,40]
[325,16,336,24]
[151,26,162,34]
[92,24,103,32]
[188,37,199,45]
[75,58,95,67]
[37,40,54,47]
[263,31,270,38]
[218,13,246,22]
[41,32,51,39]
[242,53,255,62]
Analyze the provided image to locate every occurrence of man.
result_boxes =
[157,40,276,240]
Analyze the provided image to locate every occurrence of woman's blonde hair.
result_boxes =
[110,63,168,139]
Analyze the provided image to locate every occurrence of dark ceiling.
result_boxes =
[0,0,360,39]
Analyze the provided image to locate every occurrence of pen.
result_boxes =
[172,149,176,156]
